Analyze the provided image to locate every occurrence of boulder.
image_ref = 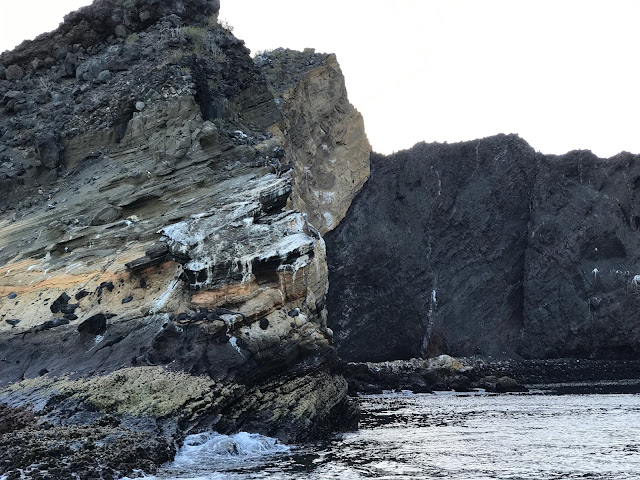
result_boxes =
[5,65,24,81]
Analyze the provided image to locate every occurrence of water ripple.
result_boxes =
[144,393,640,479]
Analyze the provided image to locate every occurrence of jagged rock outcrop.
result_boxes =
[523,149,640,359]
[326,134,640,362]
[0,1,361,477]
[257,48,371,234]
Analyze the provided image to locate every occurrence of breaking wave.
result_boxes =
[119,432,291,479]
[172,431,290,469]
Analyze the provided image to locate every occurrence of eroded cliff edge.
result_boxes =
[257,48,371,234]
[327,134,640,362]
[0,0,369,477]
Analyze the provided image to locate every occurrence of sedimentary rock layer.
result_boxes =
[258,49,371,234]
[327,134,640,362]
[0,1,365,477]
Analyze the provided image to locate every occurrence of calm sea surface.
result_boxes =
[136,392,640,479]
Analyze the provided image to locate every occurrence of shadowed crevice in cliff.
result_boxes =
[326,134,640,362]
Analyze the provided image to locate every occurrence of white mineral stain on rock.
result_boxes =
[150,279,178,314]
[229,336,245,358]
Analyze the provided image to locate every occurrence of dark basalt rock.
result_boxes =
[145,242,169,259]
[327,134,537,361]
[50,292,71,313]
[0,405,35,435]
[521,150,640,359]
[125,254,168,272]
[77,313,113,335]
[18,317,70,335]
[75,289,89,300]
[327,135,640,362]
[96,282,114,296]
[59,303,79,314]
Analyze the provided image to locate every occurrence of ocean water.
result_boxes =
[132,392,640,479]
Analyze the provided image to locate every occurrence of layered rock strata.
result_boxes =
[327,134,640,362]
[0,1,363,477]
[257,48,371,234]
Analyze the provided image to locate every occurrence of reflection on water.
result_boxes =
[147,392,640,479]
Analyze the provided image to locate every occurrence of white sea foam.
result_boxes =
[138,432,291,479]
[175,432,289,465]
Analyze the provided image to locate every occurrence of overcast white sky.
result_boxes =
[1,0,639,157]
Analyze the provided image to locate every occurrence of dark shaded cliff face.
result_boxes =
[326,135,640,362]
[523,150,640,359]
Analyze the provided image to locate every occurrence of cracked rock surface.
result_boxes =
[327,135,640,362]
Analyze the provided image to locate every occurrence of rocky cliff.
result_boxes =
[326,134,640,362]
[0,1,368,477]
[256,48,371,234]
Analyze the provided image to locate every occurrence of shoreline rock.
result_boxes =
[344,355,640,395]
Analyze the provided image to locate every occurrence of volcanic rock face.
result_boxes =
[523,150,640,359]
[0,1,363,477]
[257,49,371,234]
[326,135,640,362]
